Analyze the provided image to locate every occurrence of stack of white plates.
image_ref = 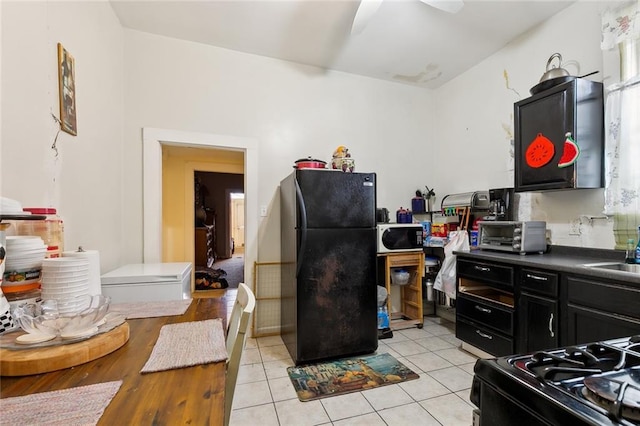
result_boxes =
[3,236,47,285]
[0,197,27,215]
[40,257,91,315]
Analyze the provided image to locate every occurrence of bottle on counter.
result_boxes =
[636,226,640,264]
[625,239,636,264]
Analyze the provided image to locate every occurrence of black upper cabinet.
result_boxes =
[514,78,604,192]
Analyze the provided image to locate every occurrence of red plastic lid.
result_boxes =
[23,208,57,215]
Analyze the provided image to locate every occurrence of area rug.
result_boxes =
[140,319,227,373]
[109,299,192,319]
[0,380,122,426]
[287,352,419,402]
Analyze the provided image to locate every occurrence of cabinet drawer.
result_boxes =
[456,317,514,356]
[457,294,514,335]
[567,276,640,320]
[520,269,558,297]
[457,259,514,288]
[387,252,423,267]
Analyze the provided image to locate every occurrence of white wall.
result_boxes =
[1,1,124,270]
[122,30,436,263]
[433,0,616,248]
[1,0,621,277]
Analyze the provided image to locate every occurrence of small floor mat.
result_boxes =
[287,352,419,402]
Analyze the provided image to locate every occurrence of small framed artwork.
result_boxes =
[57,43,77,135]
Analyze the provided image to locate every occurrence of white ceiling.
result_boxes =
[109,0,575,89]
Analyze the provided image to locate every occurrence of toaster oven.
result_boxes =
[478,221,547,254]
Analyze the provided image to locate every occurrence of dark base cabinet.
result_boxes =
[566,305,640,345]
[518,293,558,352]
[563,275,640,346]
[517,269,559,353]
[455,252,640,359]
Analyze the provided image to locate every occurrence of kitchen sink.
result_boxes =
[582,262,640,274]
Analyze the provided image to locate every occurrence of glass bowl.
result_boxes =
[13,294,111,339]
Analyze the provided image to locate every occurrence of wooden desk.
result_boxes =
[0,297,228,425]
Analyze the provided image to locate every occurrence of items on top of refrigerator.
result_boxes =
[294,157,327,169]
[331,145,355,172]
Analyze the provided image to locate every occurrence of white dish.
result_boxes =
[41,282,89,291]
[5,262,43,271]
[41,265,89,272]
[61,326,99,339]
[15,332,56,344]
[6,236,42,243]
[41,270,89,279]
[42,258,89,265]
[6,249,47,258]
[41,275,89,283]
[41,293,89,302]
[42,280,89,289]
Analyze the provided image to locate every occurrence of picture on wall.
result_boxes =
[57,43,77,135]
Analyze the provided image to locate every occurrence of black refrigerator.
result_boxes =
[280,169,378,365]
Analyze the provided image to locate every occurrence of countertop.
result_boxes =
[453,245,640,287]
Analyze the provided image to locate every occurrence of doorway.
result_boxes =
[193,171,245,289]
[230,192,245,254]
[142,127,258,295]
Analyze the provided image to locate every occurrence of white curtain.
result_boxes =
[602,0,640,248]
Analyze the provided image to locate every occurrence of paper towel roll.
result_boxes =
[63,248,102,296]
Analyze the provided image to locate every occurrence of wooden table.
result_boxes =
[0,297,228,425]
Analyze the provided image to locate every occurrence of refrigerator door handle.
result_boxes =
[295,178,307,277]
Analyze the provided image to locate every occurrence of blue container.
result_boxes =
[396,208,413,223]
[377,306,390,329]
[470,230,479,248]
[412,197,426,214]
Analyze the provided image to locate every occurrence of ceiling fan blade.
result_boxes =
[351,0,384,35]
[420,0,464,14]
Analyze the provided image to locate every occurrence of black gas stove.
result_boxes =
[470,336,640,426]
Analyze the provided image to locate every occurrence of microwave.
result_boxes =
[377,224,423,253]
[478,221,547,254]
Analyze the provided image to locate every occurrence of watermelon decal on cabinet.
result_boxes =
[525,133,555,168]
[558,132,580,168]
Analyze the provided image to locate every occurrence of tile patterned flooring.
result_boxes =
[230,317,479,426]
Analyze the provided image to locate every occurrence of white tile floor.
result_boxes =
[230,317,479,426]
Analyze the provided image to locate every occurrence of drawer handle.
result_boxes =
[474,305,492,314]
[476,330,493,340]
[549,313,555,338]
[474,266,490,272]
[526,273,548,281]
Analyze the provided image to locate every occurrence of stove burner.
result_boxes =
[582,369,640,422]
[494,337,640,426]
[524,343,630,382]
